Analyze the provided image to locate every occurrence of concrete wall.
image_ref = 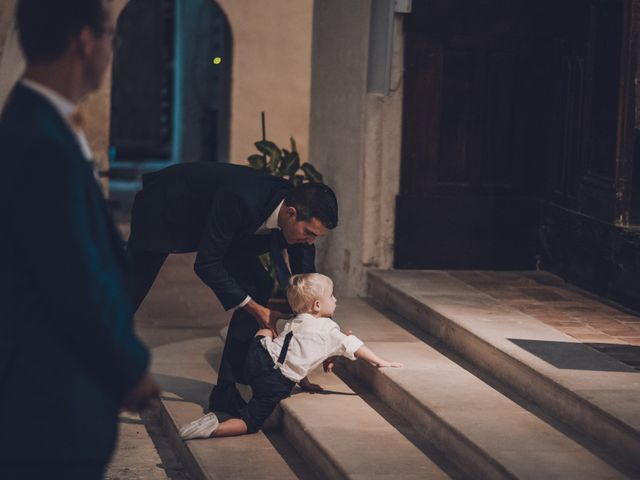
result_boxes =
[309,0,403,295]
[216,0,312,165]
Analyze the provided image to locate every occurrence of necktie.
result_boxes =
[270,229,291,292]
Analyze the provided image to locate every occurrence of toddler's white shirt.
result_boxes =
[260,313,364,383]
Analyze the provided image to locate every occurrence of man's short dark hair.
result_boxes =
[285,182,338,229]
[16,0,107,64]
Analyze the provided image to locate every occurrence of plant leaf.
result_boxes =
[254,140,281,158]
[301,163,323,183]
[270,148,281,174]
[290,136,297,153]
[279,150,300,177]
[248,154,267,170]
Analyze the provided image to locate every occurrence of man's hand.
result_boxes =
[244,299,290,336]
[299,376,324,393]
[122,371,160,413]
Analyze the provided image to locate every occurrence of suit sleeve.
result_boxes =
[10,141,149,399]
[193,190,250,310]
[286,243,316,274]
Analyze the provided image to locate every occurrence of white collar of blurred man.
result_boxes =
[20,0,116,105]
[21,78,76,117]
[21,78,94,161]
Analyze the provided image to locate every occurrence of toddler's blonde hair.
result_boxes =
[286,273,333,314]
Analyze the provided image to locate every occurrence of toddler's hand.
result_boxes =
[299,376,324,393]
[301,381,324,393]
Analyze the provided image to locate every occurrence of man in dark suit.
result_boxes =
[128,161,338,416]
[0,1,159,478]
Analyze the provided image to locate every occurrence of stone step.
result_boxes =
[152,337,315,480]
[367,269,640,470]
[152,336,451,479]
[333,297,631,479]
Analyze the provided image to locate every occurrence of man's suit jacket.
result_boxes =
[0,84,149,464]
[128,162,316,310]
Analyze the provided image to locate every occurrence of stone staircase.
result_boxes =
[151,270,640,479]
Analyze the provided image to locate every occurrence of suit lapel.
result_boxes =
[247,186,290,235]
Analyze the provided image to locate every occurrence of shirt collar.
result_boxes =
[293,312,321,322]
[266,199,285,230]
[21,78,77,120]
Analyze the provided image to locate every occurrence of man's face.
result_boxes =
[280,207,329,245]
[81,0,115,93]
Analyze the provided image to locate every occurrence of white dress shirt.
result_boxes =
[234,199,285,309]
[260,313,364,383]
[20,78,93,161]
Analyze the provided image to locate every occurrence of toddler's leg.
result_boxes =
[179,413,248,439]
[213,418,248,437]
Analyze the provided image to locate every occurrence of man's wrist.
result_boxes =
[243,299,270,326]
[235,296,251,309]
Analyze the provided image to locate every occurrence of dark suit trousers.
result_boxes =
[129,236,274,415]
[128,246,168,313]
[209,235,275,414]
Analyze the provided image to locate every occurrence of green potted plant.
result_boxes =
[247,135,324,298]
[247,136,323,184]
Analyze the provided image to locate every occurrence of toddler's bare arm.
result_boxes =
[355,345,403,368]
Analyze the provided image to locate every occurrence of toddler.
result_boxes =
[180,273,402,439]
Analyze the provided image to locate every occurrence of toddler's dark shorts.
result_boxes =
[241,335,295,433]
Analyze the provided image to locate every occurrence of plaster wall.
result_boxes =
[309,1,403,296]
[0,0,24,111]
[216,0,312,165]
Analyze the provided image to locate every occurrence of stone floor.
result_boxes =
[104,240,640,477]
[447,271,640,369]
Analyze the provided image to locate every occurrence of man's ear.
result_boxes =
[287,206,297,219]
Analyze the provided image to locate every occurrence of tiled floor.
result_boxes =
[448,271,640,369]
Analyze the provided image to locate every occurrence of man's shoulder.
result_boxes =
[1,84,71,150]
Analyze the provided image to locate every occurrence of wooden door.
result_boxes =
[395,0,546,269]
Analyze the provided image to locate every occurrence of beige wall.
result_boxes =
[216,0,312,165]
[0,0,16,68]
[309,1,403,295]
[0,0,24,110]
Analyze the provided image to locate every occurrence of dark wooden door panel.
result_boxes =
[397,0,540,269]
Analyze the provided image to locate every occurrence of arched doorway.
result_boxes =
[109,0,231,175]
